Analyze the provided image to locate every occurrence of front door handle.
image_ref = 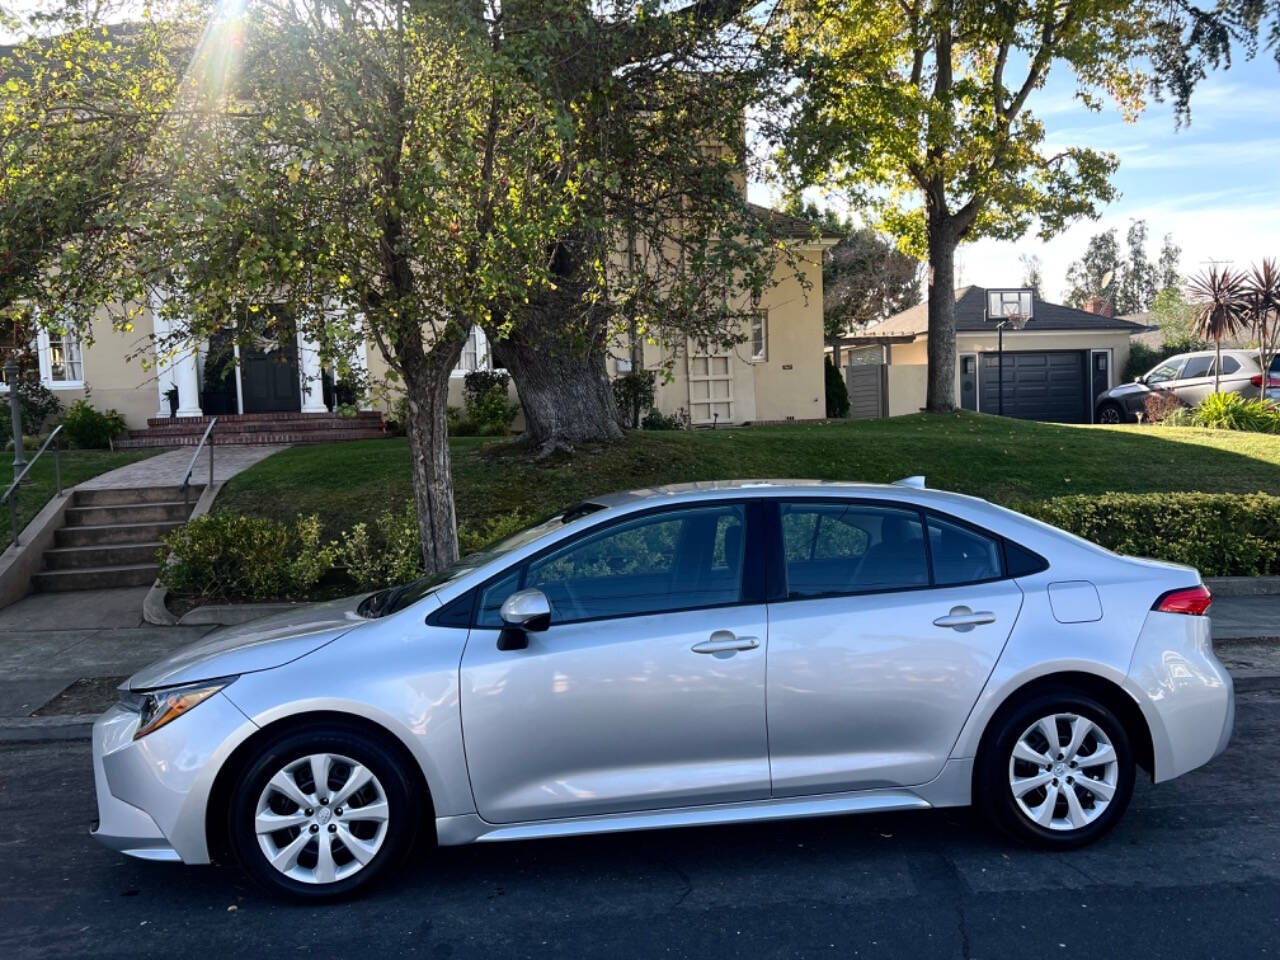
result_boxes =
[932,606,996,631]
[692,631,760,654]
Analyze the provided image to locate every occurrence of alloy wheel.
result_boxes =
[254,752,391,885]
[1008,712,1119,832]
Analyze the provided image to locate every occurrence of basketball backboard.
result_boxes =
[985,288,1034,322]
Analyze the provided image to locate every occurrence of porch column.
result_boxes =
[150,290,176,419]
[173,339,203,418]
[297,327,327,413]
[351,329,377,411]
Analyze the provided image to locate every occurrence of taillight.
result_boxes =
[1154,585,1213,616]
[1249,374,1280,387]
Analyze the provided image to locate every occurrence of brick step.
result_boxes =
[116,429,387,449]
[64,501,193,526]
[131,418,383,438]
[55,520,185,547]
[43,542,164,570]
[144,411,382,428]
[33,563,159,592]
[73,485,202,507]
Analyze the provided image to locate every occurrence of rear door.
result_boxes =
[1171,354,1214,406]
[764,500,1023,796]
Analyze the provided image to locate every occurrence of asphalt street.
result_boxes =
[0,688,1276,960]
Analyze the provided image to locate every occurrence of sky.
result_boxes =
[749,53,1280,304]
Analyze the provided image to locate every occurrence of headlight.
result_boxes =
[127,677,237,740]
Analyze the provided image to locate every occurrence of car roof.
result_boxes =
[586,479,981,511]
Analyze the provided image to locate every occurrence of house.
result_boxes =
[831,286,1143,424]
[0,203,835,443]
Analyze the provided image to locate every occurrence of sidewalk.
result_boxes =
[77,444,286,489]
[0,589,1277,743]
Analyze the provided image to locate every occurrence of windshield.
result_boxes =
[360,503,605,618]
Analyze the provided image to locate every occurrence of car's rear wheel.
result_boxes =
[227,725,418,900]
[1096,401,1125,425]
[979,691,1135,848]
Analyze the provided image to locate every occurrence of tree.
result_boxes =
[1149,286,1202,348]
[68,1,579,573]
[773,0,1280,411]
[1064,229,1121,310]
[1019,253,1043,295]
[1244,258,1280,391]
[1157,233,1182,292]
[1188,266,1249,392]
[1117,219,1158,314]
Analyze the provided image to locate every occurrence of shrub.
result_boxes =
[0,377,62,438]
[462,370,517,435]
[1142,390,1183,423]
[613,371,656,429]
[1018,492,1280,577]
[1189,392,1280,433]
[641,406,685,430]
[333,505,424,590]
[1122,337,1207,383]
[158,513,333,602]
[59,399,126,448]
[458,509,530,555]
[824,356,850,418]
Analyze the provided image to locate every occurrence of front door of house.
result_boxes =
[240,306,301,414]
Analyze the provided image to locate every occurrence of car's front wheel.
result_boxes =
[979,691,1135,848]
[227,725,419,900]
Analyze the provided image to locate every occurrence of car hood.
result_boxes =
[1103,382,1149,400]
[128,595,372,691]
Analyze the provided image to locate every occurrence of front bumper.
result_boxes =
[89,693,257,864]
[1128,610,1234,782]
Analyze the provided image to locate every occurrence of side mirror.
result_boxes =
[1133,375,1145,384]
[497,588,551,651]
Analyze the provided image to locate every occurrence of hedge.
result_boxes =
[1017,492,1280,577]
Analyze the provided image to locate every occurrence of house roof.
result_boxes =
[747,203,842,242]
[859,285,1145,338]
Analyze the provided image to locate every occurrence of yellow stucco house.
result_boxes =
[1,205,835,444]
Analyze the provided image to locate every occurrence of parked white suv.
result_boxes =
[1095,349,1280,423]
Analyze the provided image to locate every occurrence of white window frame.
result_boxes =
[37,326,85,389]
[452,325,504,377]
[749,310,768,363]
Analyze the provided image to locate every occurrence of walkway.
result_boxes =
[79,444,287,489]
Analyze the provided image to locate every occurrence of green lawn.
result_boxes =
[214,412,1280,538]
[1,448,159,547]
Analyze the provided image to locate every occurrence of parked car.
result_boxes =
[91,480,1234,899]
[1095,349,1280,423]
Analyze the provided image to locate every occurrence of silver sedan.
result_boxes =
[91,480,1234,899]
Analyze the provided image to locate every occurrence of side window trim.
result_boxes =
[468,498,763,628]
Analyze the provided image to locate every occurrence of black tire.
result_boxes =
[227,724,419,901]
[1096,401,1126,425]
[977,690,1135,849]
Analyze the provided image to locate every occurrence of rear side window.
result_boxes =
[779,503,927,597]
[1219,356,1240,375]
[1181,355,1212,379]
[927,515,1003,585]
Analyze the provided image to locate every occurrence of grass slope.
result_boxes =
[2,448,159,547]
[215,412,1280,538]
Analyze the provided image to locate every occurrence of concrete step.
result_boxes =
[32,563,159,592]
[137,418,381,437]
[42,542,164,570]
[54,520,186,547]
[73,486,203,507]
[116,428,386,448]
[144,411,382,428]
[64,501,194,526]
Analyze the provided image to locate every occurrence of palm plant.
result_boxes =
[1187,266,1250,393]
[1245,259,1280,398]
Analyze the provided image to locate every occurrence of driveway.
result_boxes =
[2,687,1278,960]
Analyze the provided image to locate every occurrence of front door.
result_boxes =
[959,354,978,411]
[460,501,769,824]
[765,500,1022,795]
[240,306,301,414]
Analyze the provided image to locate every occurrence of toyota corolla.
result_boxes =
[91,480,1233,899]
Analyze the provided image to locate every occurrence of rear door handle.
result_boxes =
[932,606,996,631]
[692,631,760,654]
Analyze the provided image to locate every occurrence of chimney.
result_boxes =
[1083,296,1113,318]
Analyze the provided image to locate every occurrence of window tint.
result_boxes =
[1219,355,1240,375]
[484,504,745,624]
[927,516,1003,585]
[1180,355,1212,379]
[780,503,927,597]
[1146,358,1184,384]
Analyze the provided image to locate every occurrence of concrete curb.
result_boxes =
[1205,576,1280,597]
[0,713,98,744]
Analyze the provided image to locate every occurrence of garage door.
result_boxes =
[979,351,1088,423]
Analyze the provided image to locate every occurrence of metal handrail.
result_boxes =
[3,425,63,547]
[180,417,217,505]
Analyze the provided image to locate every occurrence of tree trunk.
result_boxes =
[1214,336,1222,393]
[489,234,624,455]
[396,331,462,573]
[925,222,958,413]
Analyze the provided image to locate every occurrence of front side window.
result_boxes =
[1145,358,1185,384]
[482,504,746,625]
[780,502,927,597]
